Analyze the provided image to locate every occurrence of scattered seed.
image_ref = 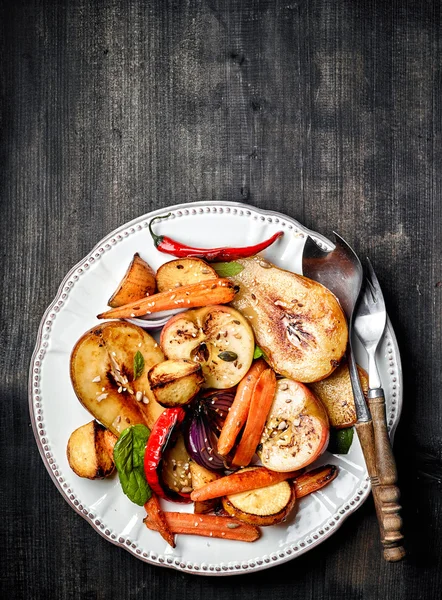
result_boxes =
[285,398,292,404]
[130,313,136,317]
[278,421,287,430]
[118,386,123,393]
[92,376,101,383]
[143,396,149,404]
[96,393,108,402]
[227,522,240,529]
[259,260,271,269]
[136,391,143,402]
[181,486,192,493]
[201,268,210,274]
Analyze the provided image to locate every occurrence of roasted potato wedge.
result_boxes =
[156,258,217,292]
[189,461,220,514]
[148,359,204,407]
[222,474,296,526]
[229,256,348,383]
[309,361,369,428]
[70,321,165,435]
[67,420,115,479]
[108,253,156,308]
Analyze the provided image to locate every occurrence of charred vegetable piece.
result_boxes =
[222,477,296,526]
[67,420,115,479]
[189,461,220,514]
[257,378,329,472]
[143,511,260,542]
[161,433,193,497]
[156,258,218,292]
[149,213,283,262]
[160,305,254,389]
[229,256,348,383]
[70,322,164,435]
[148,359,204,408]
[309,361,369,428]
[184,389,236,471]
[108,253,156,308]
[144,407,191,503]
[97,279,236,320]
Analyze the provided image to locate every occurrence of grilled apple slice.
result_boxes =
[67,420,115,479]
[309,361,369,428]
[258,378,329,472]
[160,305,254,388]
[229,256,348,382]
[148,359,204,407]
[222,469,296,526]
[156,258,217,292]
[70,322,165,435]
[108,253,156,307]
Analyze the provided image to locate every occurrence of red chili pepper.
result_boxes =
[149,213,284,262]
[144,407,191,503]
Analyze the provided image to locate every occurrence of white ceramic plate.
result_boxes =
[29,201,402,576]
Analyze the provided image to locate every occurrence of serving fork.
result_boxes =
[354,259,405,560]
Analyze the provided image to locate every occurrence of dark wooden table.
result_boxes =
[1,1,441,598]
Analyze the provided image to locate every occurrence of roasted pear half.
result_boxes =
[229,256,348,382]
[70,321,165,436]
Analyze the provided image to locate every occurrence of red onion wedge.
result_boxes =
[184,389,236,472]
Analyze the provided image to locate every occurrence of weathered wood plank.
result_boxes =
[1,0,440,598]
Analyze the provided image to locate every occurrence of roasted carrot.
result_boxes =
[143,511,260,542]
[232,368,277,466]
[97,278,235,319]
[217,359,267,456]
[190,466,301,502]
[144,494,176,548]
[294,465,339,498]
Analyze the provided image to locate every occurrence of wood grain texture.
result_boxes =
[1,0,441,598]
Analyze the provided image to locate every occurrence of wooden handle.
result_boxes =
[355,419,406,562]
[368,390,405,561]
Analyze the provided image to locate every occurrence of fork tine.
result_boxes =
[365,258,386,309]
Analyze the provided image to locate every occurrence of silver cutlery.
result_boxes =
[302,234,405,561]
[354,259,405,559]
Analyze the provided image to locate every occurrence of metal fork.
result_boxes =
[354,259,405,560]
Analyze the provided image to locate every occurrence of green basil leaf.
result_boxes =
[113,424,152,506]
[133,351,145,381]
[218,351,238,362]
[253,346,264,359]
[327,427,354,455]
[212,262,244,277]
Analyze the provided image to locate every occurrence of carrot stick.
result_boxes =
[97,278,235,319]
[190,466,301,502]
[217,359,267,456]
[144,494,176,548]
[232,368,277,466]
[294,465,339,498]
[143,511,260,542]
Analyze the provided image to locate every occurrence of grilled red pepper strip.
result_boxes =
[144,407,191,503]
[149,213,284,262]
